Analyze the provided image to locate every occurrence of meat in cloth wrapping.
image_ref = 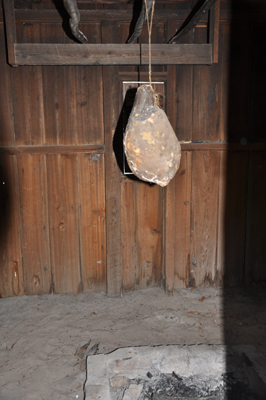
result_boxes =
[124,85,181,187]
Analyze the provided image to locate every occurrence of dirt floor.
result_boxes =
[0,286,265,400]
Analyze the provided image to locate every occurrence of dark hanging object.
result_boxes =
[169,0,218,43]
[127,0,154,44]
[63,0,88,44]
[124,85,181,187]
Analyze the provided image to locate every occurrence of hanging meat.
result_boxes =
[124,85,181,187]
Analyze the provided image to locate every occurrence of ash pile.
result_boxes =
[110,370,262,400]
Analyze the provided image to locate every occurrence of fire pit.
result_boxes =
[84,345,266,400]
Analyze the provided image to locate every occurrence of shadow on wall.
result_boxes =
[224,0,266,398]
[0,156,16,297]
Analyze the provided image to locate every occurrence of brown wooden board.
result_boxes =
[102,20,122,297]
[2,0,16,66]
[14,43,213,66]
[17,154,51,295]
[165,153,192,292]
[78,153,106,292]
[10,23,45,146]
[135,182,163,289]
[245,151,266,283]
[47,154,81,294]
[165,173,175,294]
[190,151,220,287]
[166,21,193,141]
[41,24,76,145]
[174,151,192,288]
[74,65,104,144]
[0,24,15,146]
[121,181,136,293]
[220,22,252,142]
[0,155,23,297]
[75,23,105,145]
[0,145,104,155]
[209,0,220,63]
[250,22,266,142]
[217,151,248,286]
[192,27,222,141]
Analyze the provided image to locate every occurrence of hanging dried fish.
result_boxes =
[127,0,154,44]
[63,0,88,44]
[124,85,181,187]
[168,0,218,43]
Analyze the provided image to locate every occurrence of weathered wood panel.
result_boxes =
[102,20,122,297]
[75,65,104,144]
[192,28,222,141]
[0,156,23,298]
[10,23,45,146]
[217,151,248,286]
[1,3,266,298]
[0,24,15,146]
[17,155,51,295]
[166,21,193,141]
[121,181,136,293]
[47,154,81,294]
[174,151,192,288]
[78,153,106,292]
[250,23,266,142]
[245,151,266,283]
[221,23,252,142]
[136,182,163,289]
[190,151,220,287]
[165,152,192,293]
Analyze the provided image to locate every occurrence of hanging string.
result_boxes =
[144,0,155,87]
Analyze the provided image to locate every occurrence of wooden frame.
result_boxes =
[3,0,220,67]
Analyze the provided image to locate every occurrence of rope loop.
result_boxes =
[144,0,155,87]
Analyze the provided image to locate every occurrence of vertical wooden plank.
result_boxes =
[209,0,220,64]
[136,183,163,289]
[165,176,175,294]
[10,23,45,146]
[47,154,81,294]
[0,156,23,298]
[250,23,266,142]
[79,153,106,293]
[75,65,104,145]
[221,22,252,142]
[245,151,266,283]
[2,0,16,66]
[193,28,222,141]
[174,151,192,288]
[41,24,76,146]
[217,151,248,287]
[121,181,136,293]
[102,20,122,297]
[75,23,104,145]
[0,24,15,146]
[167,21,193,141]
[191,151,219,287]
[18,154,51,295]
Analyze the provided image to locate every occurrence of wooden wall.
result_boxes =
[0,0,265,297]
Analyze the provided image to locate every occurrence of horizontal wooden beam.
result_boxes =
[14,43,212,65]
[0,142,265,157]
[8,8,266,23]
[142,44,212,65]
[180,142,266,151]
[0,144,105,155]
[13,9,198,23]
[1,8,266,24]
[14,43,139,65]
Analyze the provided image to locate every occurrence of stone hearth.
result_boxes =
[85,345,266,400]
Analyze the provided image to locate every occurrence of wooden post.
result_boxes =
[209,0,220,63]
[2,0,17,67]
